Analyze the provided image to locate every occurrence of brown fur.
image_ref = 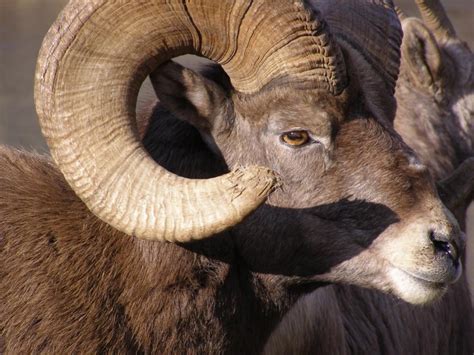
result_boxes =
[395,16,474,227]
[0,91,460,353]
[263,9,474,355]
[0,144,289,354]
[0,5,468,353]
[265,279,472,354]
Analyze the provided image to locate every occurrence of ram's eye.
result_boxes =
[281,130,310,147]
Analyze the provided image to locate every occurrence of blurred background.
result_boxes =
[1,1,473,297]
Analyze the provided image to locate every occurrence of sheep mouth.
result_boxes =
[395,267,449,288]
[388,263,462,304]
[386,265,452,304]
[393,258,462,285]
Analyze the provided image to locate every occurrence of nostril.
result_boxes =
[429,231,459,265]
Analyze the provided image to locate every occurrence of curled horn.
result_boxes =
[35,0,347,242]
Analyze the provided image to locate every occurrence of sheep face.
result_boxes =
[152,62,462,305]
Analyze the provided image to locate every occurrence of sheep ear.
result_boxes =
[150,61,229,131]
[401,18,443,93]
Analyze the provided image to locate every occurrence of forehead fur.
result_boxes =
[232,86,353,126]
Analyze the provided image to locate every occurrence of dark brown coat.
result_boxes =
[263,8,474,354]
[0,2,467,353]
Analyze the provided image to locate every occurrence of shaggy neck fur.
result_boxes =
[0,115,308,354]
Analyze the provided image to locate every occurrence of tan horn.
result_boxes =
[395,6,407,21]
[35,0,345,242]
[415,0,456,40]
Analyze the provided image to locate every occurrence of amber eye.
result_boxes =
[281,130,311,147]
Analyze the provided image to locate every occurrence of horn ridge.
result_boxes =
[35,0,345,242]
[414,0,456,40]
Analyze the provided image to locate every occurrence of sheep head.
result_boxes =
[35,0,463,305]
[394,0,474,229]
[395,0,474,180]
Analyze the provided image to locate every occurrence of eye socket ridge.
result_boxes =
[280,130,317,148]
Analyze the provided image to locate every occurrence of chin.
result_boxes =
[388,267,450,305]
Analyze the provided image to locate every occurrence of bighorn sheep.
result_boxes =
[395,0,474,226]
[264,1,474,353]
[0,0,467,353]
